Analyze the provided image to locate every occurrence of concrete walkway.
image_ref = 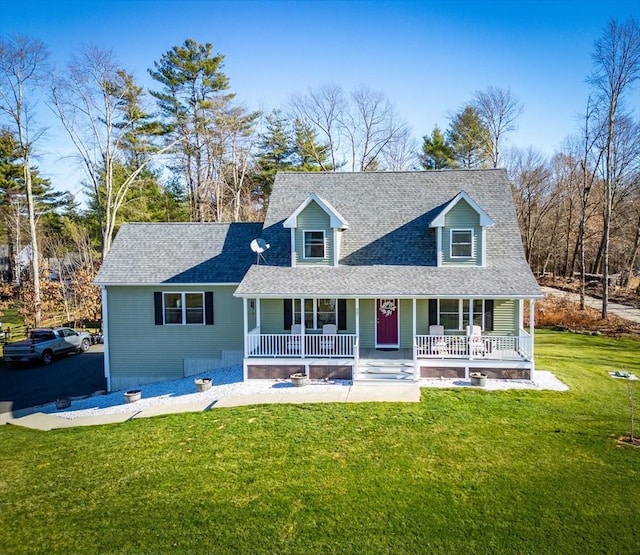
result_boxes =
[0,383,421,431]
[540,286,640,324]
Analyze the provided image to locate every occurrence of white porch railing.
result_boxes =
[415,332,531,361]
[247,333,357,358]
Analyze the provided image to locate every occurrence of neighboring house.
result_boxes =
[96,170,542,391]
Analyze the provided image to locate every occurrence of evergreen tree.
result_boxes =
[419,126,456,169]
[447,106,491,168]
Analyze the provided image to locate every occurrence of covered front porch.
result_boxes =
[241,296,536,382]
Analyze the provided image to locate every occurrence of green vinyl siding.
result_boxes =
[106,285,243,382]
[294,201,333,266]
[492,299,519,335]
[359,299,376,348]
[442,199,482,266]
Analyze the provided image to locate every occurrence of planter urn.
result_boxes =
[194,377,213,392]
[290,373,308,387]
[124,389,142,403]
[470,372,487,387]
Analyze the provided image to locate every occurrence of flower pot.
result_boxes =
[194,377,212,392]
[124,389,142,403]
[290,373,307,387]
[470,372,487,387]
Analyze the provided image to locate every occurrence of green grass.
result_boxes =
[1,330,639,554]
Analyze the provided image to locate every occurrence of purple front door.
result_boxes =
[376,299,399,347]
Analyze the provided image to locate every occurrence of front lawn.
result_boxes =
[0,330,638,554]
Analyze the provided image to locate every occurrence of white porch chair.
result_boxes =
[429,325,447,355]
[287,324,301,354]
[466,325,484,355]
[320,323,337,353]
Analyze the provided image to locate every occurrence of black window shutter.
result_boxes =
[337,299,347,330]
[284,299,292,330]
[205,292,214,325]
[484,299,494,331]
[154,292,163,325]
[428,299,438,327]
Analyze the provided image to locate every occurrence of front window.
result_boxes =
[304,231,325,259]
[451,229,473,257]
[438,299,488,331]
[164,292,204,325]
[439,299,459,330]
[293,298,337,329]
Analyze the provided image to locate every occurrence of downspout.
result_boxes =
[101,286,111,392]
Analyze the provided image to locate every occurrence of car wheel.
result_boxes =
[41,351,53,366]
[80,338,90,352]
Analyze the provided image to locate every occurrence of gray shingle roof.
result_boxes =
[95,222,263,285]
[235,169,541,298]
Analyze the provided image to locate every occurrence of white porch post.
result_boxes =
[243,298,248,381]
[256,297,261,329]
[529,298,535,380]
[300,298,305,358]
[354,298,360,379]
[518,299,524,330]
[412,298,418,380]
[101,286,111,392]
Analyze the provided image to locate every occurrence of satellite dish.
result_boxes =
[250,238,270,264]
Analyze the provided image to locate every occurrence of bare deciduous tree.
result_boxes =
[473,86,523,168]
[51,46,169,259]
[588,17,640,318]
[0,35,49,325]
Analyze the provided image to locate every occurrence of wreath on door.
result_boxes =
[379,299,397,317]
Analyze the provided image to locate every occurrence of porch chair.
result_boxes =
[287,324,301,354]
[320,323,337,353]
[428,325,447,356]
[466,325,485,356]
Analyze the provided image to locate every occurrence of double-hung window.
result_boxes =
[437,299,493,331]
[163,292,205,325]
[451,229,473,258]
[304,231,325,259]
[293,298,337,330]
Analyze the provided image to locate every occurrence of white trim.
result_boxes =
[235,292,544,300]
[162,291,206,325]
[294,298,338,330]
[96,282,240,287]
[481,228,487,266]
[375,298,400,348]
[290,228,296,267]
[243,298,248,360]
[101,286,111,392]
[333,228,339,266]
[450,228,474,259]
[283,193,349,229]
[429,191,494,228]
[302,230,327,260]
[436,227,442,266]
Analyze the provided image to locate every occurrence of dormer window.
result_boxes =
[304,231,325,259]
[451,229,473,258]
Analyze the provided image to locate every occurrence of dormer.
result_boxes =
[429,191,494,267]
[283,193,349,267]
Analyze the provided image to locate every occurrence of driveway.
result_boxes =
[540,287,640,324]
[0,344,106,415]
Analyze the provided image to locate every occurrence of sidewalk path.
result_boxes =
[0,372,568,432]
[540,286,640,324]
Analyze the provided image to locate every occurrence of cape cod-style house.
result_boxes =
[96,170,542,391]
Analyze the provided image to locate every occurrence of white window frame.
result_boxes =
[438,299,486,331]
[303,230,326,259]
[163,292,205,325]
[450,229,474,258]
[293,298,337,330]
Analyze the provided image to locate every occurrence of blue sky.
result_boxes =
[2,0,639,198]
